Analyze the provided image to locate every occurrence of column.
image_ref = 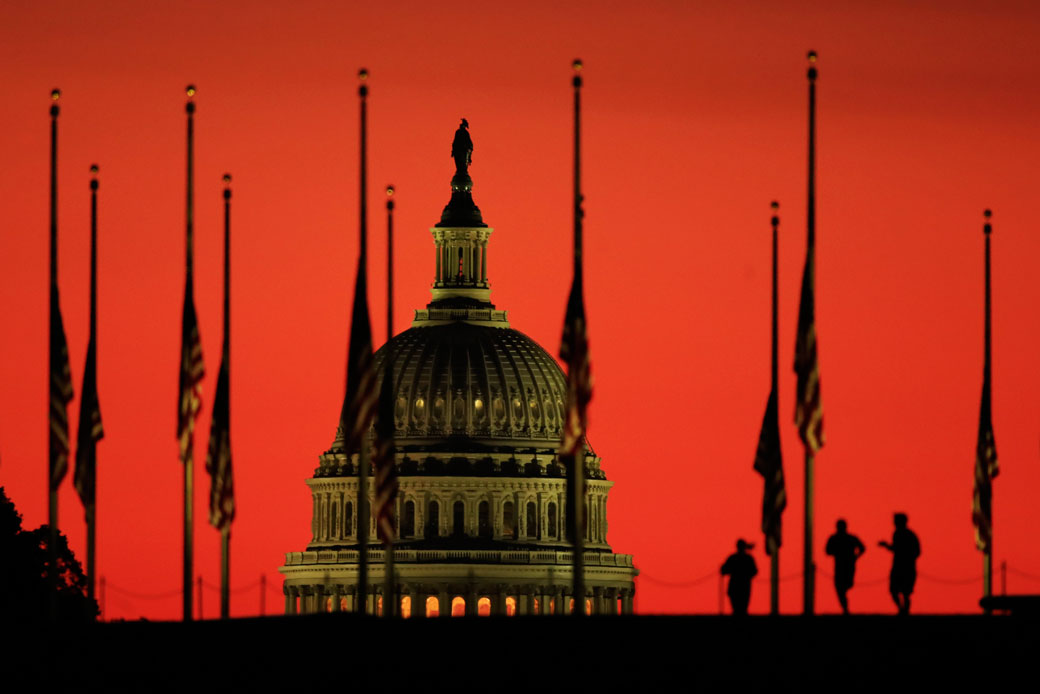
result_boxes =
[518,587,531,616]
[593,587,603,615]
[494,585,506,616]
[621,589,634,615]
[331,585,342,612]
[553,587,565,616]
[439,589,450,618]
[467,586,478,617]
[285,585,296,615]
[314,584,326,613]
[480,241,487,284]
[435,242,442,283]
[345,586,356,613]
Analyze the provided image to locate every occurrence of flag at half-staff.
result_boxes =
[206,174,235,619]
[341,68,378,612]
[755,202,786,554]
[74,164,105,605]
[178,84,205,622]
[48,89,75,494]
[973,209,999,605]
[561,59,592,615]
[373,186,398,547]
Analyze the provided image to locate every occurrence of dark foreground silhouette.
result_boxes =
[826,519,866,614]
[879,512,921,615]
[720,539,758,615]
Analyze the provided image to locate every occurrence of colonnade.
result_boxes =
[284,583,634,616]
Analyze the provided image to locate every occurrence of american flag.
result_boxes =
[339,256,378,460]
[559,266,591,461]
[754,387,786,555]
[73,331,103,506]
[373,355,398,543]
[205,340,233,530]
[794,232,824,452]
[178,277,204,467]
[972,359,998,552]
[49,282,74,490]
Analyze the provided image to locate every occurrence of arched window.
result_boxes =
[503,501,516,540]
[451,596,466,617]
[526,501,537,539]
[330,503,338,540]
[547,502,558,539]
[477,597,491,617]
[453,500,466,536]
[426,501,439,538]
[400,596,412,619]
[505,596,517,616]
[344,501,353,537]
[478,501,491,538]
[425,596,439,617]
[403,500,415,537]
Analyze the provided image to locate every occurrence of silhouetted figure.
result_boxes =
[825,519,865,614]
[721,539,758,615]
[451,118,473,175]
[879,513,920,615]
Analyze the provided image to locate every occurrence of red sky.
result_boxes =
[1,0,1038,618]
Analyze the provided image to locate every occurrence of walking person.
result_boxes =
[825,519,865,614]
[721,539,758,615]
[879,513,921,615]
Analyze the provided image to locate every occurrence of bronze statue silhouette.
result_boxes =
[451,118,473,176]
[720,539,758,615]
[825,519,865,614]
[879,512,921,615]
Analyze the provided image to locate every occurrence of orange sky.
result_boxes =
[1,0,1038,618]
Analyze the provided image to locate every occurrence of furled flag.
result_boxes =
[49,282,75,489]
[972,360,998,552]
[177,276,204,466]
[559,266,591,462]
[754,387,786,554]
[73,326,103,507]
[205,338,233,530]
[373,356,398,543]
[339,254,377,459]
[794,235,824,452]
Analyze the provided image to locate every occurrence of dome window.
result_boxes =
[433,396,446,424]
[413,397,426,421]
[529,398,540,420]
[473,397,485,422]
[452,394,465,423]
[512,397,523,420]
[492,396,505,423]
[395,396,407,421]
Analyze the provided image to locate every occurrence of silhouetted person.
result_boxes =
[825,519,865,614]
[879,512,921,615]
[721,539,758,615]
[451,118,473,175]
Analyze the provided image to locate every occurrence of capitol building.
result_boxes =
[279,125,637,616]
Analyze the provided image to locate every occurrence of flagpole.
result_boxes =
[86,164,99,607]
[982,209,993,611]
[770,201,780,616]
[221,174,232,620]
[803,52,818,617]
[357,68,370,614]
[184,84,197,622]
[383,184,395,617]
[48,88,61,623]
[571,59,586,616]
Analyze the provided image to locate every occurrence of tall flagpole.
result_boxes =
[86,164,100,606]
[770,201,780,615]
[981,209,994,610]
[221,174,232,619]
[803,51,818,616]
[183,84,197,622]
[383,184,395,617]
[47,87,64,622]
[571,59,586,616]
[357,68,370,614]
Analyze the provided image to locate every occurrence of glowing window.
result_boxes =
[478,597,491,616]
[451,597,466,617]
[533,597,540,615]
[400,596,412,619]
[425,596,439,617]
[529,398,540,419]
[473,398,484,421]
[414,397,425,418]
[377,596,383,616]
[506,596,517,616]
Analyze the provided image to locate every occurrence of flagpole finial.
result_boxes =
[223,173,232,199]
[359,68,369,97]
[771,200,779,226]
[807,51,818,80]
[386,185,395,210]
[572,59,583,87]
[983,208,992,234]
[90,164,99,191]
[50,88,61,116]
[186,84,196,113]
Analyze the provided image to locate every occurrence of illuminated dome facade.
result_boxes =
[280,124,635,617]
